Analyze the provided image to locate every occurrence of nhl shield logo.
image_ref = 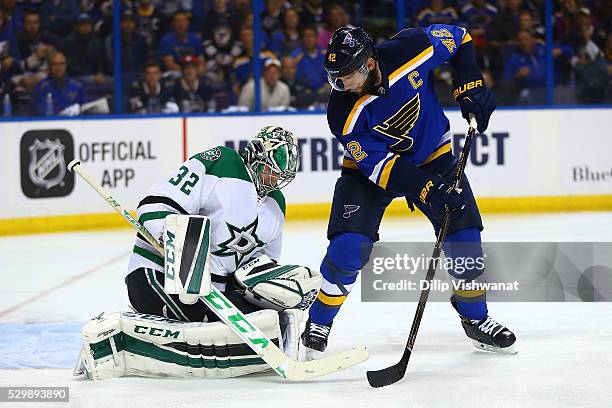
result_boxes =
[20,129,74,198]
[28,138,66,189]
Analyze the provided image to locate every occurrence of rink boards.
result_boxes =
[0,109,610,234]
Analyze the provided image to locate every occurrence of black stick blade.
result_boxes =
[366,351,410,388]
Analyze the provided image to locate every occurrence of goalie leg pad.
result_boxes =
[75,310,282,380]
[234,255,323,311]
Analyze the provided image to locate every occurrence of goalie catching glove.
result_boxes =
[234,255,322,311]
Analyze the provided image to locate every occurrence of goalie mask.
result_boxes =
[241,126,299,197]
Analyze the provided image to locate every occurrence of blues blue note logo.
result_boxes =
[342,33,355,47]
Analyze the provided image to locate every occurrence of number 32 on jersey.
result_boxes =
[169,166,200,195]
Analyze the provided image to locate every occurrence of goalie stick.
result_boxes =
[366,114,478,388]
[68,159,369,381]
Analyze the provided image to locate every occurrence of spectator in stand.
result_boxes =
[155,0,194,35]
[592,0,611,36]
[518,10,545,40]
[416,0,459,27]
[172,55,213,112]
[128,59,175,113]
[39,0,79,38]
[460,0,498,28]
[238,58,290,110]
[0,8,21,80]
[0,49,18,113]
[32,51,84,115]
[232,26,277,85]
[15,10,58,92]
[158,0,194,17]
[460,0,498,66]
[291,26,327,98]
[573,15,610,103]
[487,0,523,48]
[318,4,350,49]
[261,0,287,35]
[1,0,24,34]
[158,11,204,74]
[105,11,147,83]
[59,13,108,84]
[566,8,606,57]
[204,23,243,86]
[280,54,319,109]
[406,0,433,19]
[233,0,252,22]
[299,0,323,29]
[555,0,581,44]
[523,0,546,26]
[502,29,573,104]
[201,0,241,41]
[133,0,164,52]
[0,8,18,57]
[84,0,115,39]
[158,0,194,30]
[267,8,301,57]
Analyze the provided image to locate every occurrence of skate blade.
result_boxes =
[471,340,517,355]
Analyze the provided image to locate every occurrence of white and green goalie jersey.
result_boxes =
[127,146,286,291]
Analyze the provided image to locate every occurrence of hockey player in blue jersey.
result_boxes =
[301,25,516,355]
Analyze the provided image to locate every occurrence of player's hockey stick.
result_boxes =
[68,159,369,381]
[366,114,478,388]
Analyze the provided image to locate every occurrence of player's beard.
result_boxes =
[358,64,381,96]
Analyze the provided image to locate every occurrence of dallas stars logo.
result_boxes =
[212,218,265,267]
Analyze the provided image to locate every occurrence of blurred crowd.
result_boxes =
[0,0,610,116]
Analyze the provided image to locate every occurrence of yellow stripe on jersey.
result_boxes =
[454,288,486,298]
[317,291,347,306]
[388,46,434,84]
[378,154,399,189]
[420,142,451,166]
[342,157,359,169]
[461,32,473,44]
[343,94,372,135]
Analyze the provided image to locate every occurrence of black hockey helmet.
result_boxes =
[324,26,374,91]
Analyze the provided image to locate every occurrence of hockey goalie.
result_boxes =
[74,126,323,379]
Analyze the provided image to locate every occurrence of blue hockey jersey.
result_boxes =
[327,24,472,190]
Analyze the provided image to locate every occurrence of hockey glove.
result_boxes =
[418,175,466,214]
[453,72,496,133]
[385,156,466,214]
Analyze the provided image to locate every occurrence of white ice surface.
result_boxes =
[1,213,611,408]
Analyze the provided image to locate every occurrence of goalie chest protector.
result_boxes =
[129,146,286,289]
